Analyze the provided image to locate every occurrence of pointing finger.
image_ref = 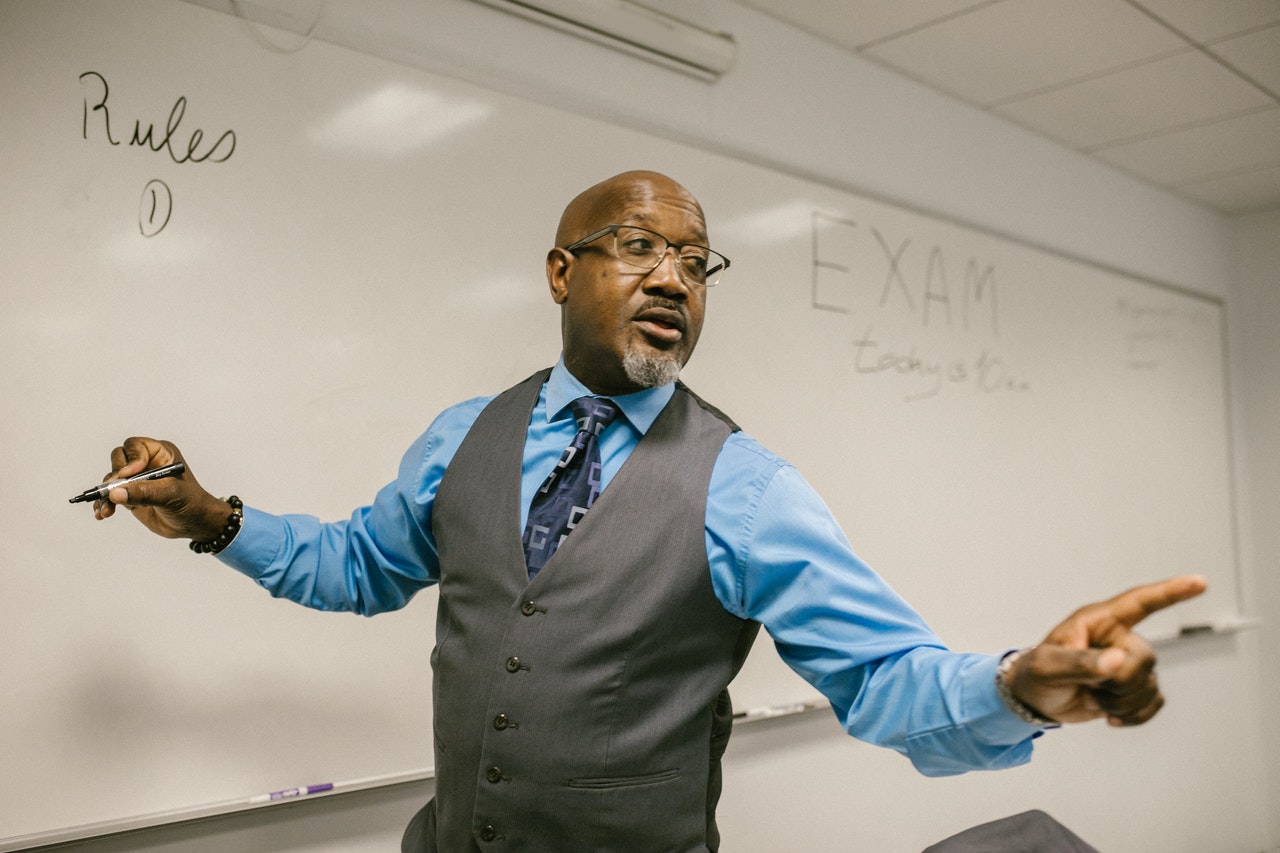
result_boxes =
[1104,575,1208,629]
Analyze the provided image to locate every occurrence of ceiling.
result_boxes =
[732,0,1280,215]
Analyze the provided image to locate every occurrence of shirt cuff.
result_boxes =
[215,505,285,580]
[965,653,1055,744]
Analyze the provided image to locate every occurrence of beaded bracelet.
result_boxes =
[995,649,1061,728]
[190,496,243,555]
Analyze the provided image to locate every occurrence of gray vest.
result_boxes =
[425,369,760,852]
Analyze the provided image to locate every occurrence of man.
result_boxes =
[93,171,1205,852]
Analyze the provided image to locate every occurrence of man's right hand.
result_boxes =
[94,436,232,542]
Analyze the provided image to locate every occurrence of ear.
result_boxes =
[546,247,572,305]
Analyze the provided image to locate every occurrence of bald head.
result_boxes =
[546,170,710,396]
[555,170,706,247]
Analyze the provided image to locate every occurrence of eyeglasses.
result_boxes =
[564,224,730,287]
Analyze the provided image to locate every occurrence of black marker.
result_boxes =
[69,461,186,504]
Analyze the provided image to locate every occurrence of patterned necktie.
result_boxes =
[522,396,619,578]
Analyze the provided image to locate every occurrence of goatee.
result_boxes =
[622,347,682,388]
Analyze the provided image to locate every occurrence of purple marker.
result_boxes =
[249,783,334,804]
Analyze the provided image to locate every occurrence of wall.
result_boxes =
[30,0,1273,850]
[1228,209,1280,848]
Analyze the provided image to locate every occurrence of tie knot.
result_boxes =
[569,396,618,437]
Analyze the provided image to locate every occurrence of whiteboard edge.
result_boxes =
[0,769,434,852]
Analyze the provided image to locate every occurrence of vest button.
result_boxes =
[521,600,537,616]
[486,765,504,783]
[480,824,498,842]
[505,656,522,673]
[493,713,510,730]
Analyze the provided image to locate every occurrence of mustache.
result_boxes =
[637,296,687,316]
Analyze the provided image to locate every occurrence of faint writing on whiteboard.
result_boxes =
[811,211,1029,402]
[812,212,999,335]
[78,71,236,236]
[1115,297,1211,370]
[852,325,1030,402]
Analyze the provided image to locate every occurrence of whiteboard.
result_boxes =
[0,0,1239,845]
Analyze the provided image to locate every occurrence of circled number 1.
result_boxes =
[139,179,173,237]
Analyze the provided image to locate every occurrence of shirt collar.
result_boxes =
[546,357,675,436]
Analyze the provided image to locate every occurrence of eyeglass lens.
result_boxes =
[612,226,728,287]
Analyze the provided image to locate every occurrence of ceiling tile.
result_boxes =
[1093,107,1280,184]
[733,0,1280,210]
[1129,0,1280,42]
[993,49,1275,149]
[733,0,993,51]
[861,0,1184,105]
[1209,24,1280,94]
[1174,162,1280,213]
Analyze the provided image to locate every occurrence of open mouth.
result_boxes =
[633,306,686,343]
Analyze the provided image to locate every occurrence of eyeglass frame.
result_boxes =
[562,224,731,287]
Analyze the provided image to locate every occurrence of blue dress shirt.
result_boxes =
[219,359,1042,776]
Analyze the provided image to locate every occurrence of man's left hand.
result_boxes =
[1004,575,1208,726]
